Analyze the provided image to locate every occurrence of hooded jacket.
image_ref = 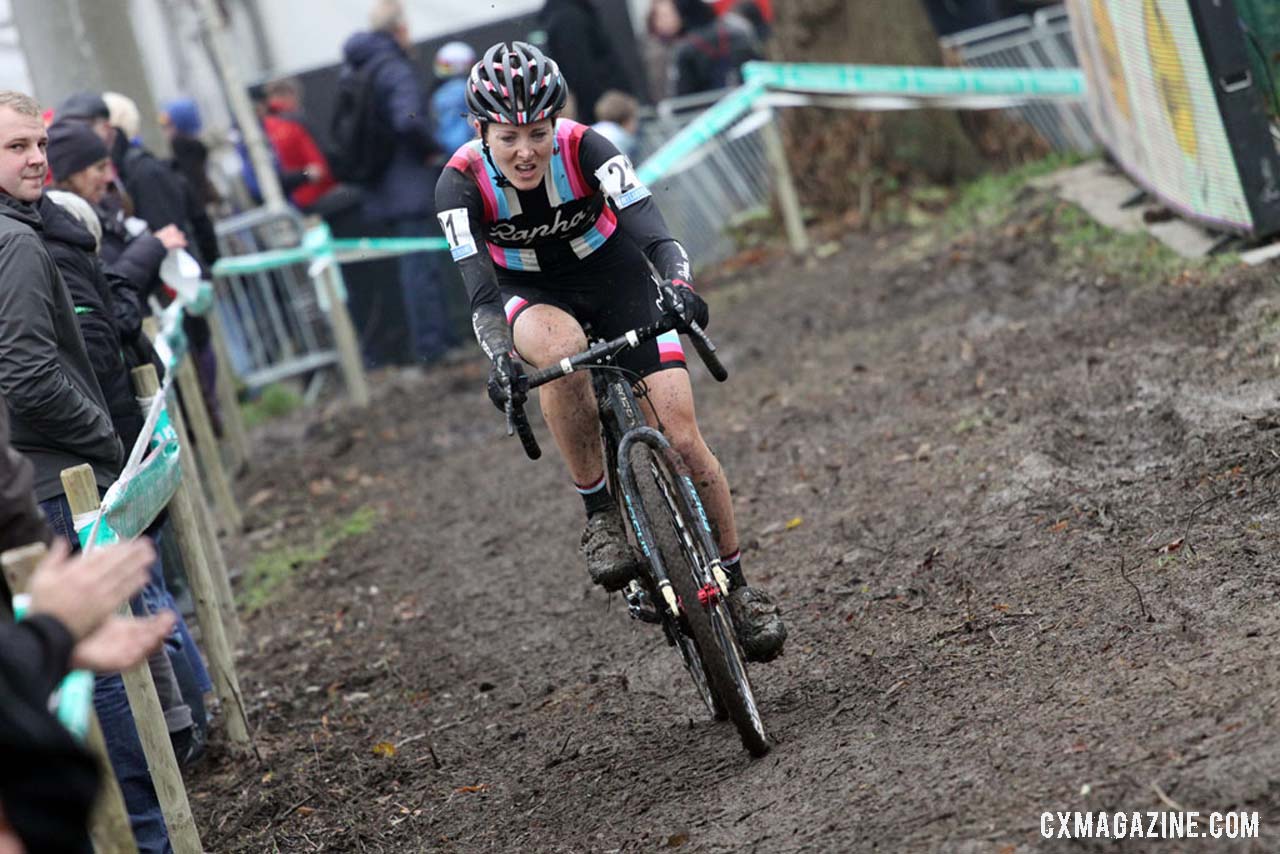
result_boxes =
[341,29,440,221]
[0,193,121,500]
[672,9,762,96]
[37,194,145,455]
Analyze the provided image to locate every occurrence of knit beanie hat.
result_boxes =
[163,98,202,136]
[46,120,109,180]
[102,92,141,140]
[56,91,109,122]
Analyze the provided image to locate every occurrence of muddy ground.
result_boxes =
[189,185,1280,853]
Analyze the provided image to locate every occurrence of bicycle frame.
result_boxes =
[591,369,731,622]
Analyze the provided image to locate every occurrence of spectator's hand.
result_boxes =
[154,224,188,251]
[27,539,156,641]
[0,805,22,854]
[70,612,176,674]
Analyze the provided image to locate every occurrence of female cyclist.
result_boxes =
[434,41,785,662]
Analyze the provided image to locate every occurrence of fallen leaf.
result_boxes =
[1156,537,1184,554]
[296,806,315,817]
[454,784,489,794]
[667,832,690,848]
[372,741,396,758]
[1049,519,1069,533]
[261,771,273,784]
[248,488,274,508]
[785,517,803,530]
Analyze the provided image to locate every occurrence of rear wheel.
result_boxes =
[627,443,769,756]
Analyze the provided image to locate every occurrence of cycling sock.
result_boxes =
[721,549,745,590]
[576,474,614,517]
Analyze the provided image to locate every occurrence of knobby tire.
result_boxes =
[627,444,770,756]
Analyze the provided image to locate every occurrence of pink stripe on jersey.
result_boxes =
[504,296,529,324]
[596,203,618,239]
[465,148,498,221]
[556,120,590,198]
[489,242,505,267]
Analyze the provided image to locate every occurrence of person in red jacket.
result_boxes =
[260,78,337,212]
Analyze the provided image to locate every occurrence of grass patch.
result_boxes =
[942,151,1087,234]
[239,505,379,612]
[1050,202,1240,282]
[240,383,303,428]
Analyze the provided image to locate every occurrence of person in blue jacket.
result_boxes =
[341,0,458,365]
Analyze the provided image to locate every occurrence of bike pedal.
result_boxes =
[624,582,662,624]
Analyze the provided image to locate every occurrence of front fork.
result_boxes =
[615,426,731,622]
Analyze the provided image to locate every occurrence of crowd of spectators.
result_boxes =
[0,85,211,852]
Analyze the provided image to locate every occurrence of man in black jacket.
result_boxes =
[0,93,122,505]
[0,89,170,854]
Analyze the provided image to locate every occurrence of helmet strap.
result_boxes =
[477,122,511,188]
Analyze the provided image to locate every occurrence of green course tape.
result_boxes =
[741,61,1085,98]
[212,231,448,277]
[637,79,767,185]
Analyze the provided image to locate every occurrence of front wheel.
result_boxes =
[627,443,769,756]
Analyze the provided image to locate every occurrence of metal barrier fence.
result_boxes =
[634,89,775,267]
[213,207,341,397]
[939,4,1096,153]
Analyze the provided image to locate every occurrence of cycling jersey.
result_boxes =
[434,119,691,364]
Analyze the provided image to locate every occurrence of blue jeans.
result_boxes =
[392,217,458,363]
[41,494,173,854]
[138,524,213,697]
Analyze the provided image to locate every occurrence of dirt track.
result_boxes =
[191,187,1280,853]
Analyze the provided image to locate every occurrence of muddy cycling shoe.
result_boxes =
[581,513,639,591]
[727,586,787,663]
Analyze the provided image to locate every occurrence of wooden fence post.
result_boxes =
[133,364,251,745]
[175,353,243,535]
[206,307,252,474]
[143,319,241,646]
[320,261,370,408]
[60,466,204,853]
[2,542,140,854]
[760,108,810,255]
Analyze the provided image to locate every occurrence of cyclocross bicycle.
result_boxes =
[502,290,769,756]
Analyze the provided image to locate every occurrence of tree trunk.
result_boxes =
[770,0,988,218]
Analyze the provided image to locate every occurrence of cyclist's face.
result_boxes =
[487,119,554,191]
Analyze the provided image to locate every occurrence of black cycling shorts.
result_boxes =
[498,244,686,379]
